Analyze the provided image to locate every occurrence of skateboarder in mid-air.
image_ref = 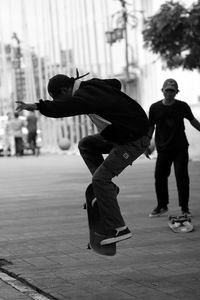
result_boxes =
[16,70,149,246]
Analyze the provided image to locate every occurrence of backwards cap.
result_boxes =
[47,69,89,98]
[162,78,179,92]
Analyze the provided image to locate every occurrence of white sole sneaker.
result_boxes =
[149,209,168,218]
[101,232,132,246]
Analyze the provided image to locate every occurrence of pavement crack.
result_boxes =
[0,259,13,266]
[0,265,60,300]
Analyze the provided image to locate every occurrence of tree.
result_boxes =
[142,0,200,70]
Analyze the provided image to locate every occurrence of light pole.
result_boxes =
[12,32,21,69]
[12,32,23,102]
[120,0,129,80]
[105,1,137,83]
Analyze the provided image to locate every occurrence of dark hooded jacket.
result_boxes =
[37,78,149,144]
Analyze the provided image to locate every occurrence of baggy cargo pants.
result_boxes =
[78,133,149,233]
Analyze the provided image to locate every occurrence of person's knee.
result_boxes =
[78,136,88,152]
[92,165,113,187]
[92,171,103,187]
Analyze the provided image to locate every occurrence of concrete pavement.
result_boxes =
[0,154,199,300]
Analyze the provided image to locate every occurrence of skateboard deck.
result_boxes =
[168,215,194,233]
[85,183,116,256]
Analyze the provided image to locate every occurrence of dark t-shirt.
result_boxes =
[149,100,194,152]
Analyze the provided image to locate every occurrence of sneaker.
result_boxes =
[100,227,132,245]
[149,206,168,218]
[182,208,192,217]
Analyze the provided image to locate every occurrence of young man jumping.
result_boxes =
[16,71,149,245]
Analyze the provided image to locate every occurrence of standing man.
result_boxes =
[148,79,200,217]
[4,112,15,156]
[16,71,149,245]
[26,111,38,155]
[11,112,25,156]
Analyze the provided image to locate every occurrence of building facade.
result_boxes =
[0,0,199,157]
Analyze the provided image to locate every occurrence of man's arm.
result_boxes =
[16,94,97,118]
[147,125,155,140]
[144,125,155,159]
[190,118,200,131]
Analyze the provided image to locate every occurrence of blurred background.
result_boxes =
[0,0,199,158]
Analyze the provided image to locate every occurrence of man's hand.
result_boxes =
[144,139,156,159]
[16,101,37,112]
[144,147,152,159]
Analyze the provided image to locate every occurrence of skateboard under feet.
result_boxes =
[85,183,116,256]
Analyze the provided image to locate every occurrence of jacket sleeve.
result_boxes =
[183,102,195,122]
[37,96,96,118]
[36,83,117,118]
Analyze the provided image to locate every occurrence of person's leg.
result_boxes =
[15,137,19,156]
[33,131,37,148]
[92,136,149,244]
[79,134,120,211]
[154,152,173,210]
[4,137,10,156]
[18,137,24,156]
[29,131,37,154]
[173,148,190,213]
[10,136,15,156]
[27,132,31,147]
[78,134,114,174]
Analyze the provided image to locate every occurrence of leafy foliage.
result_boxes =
[142,0,200,70]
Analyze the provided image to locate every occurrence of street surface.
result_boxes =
[0,154,199,300]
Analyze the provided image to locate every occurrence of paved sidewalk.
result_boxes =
[0,154,199,300]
